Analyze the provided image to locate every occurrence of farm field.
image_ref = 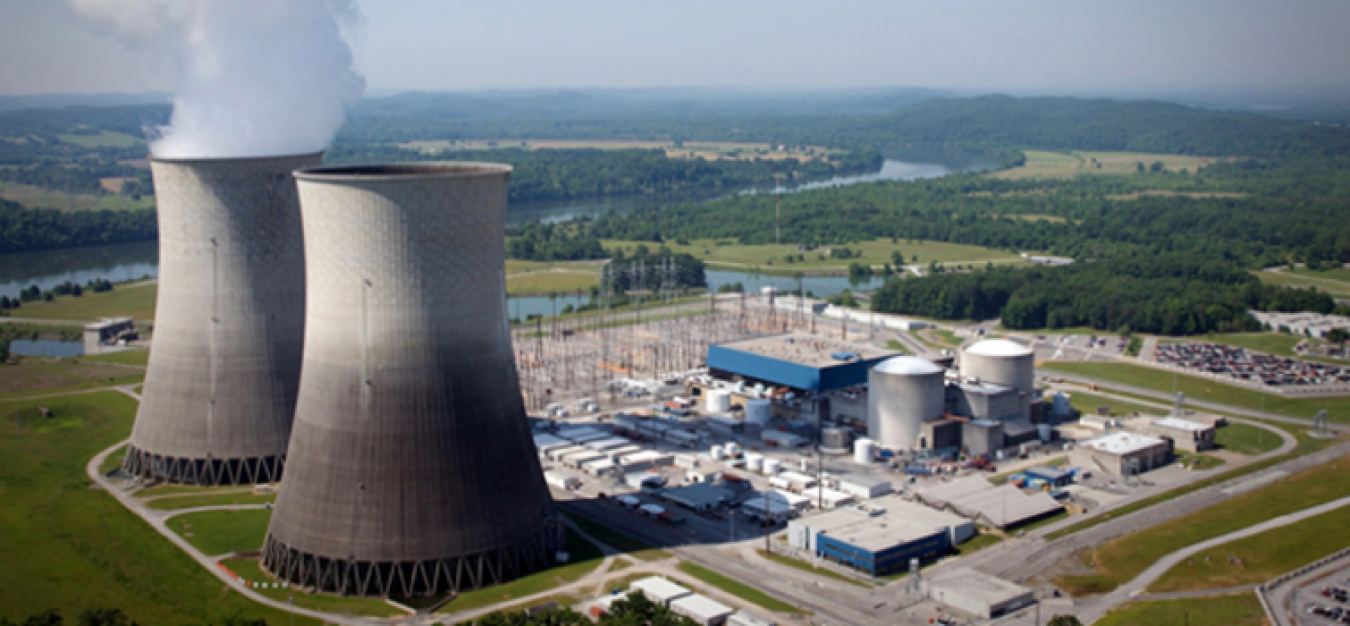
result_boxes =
[398,138,839,162]
[603,237,1027,273]
[56,130,144,148]
[8,279,157,322]
[0,182,154,212]
[1039,360,1350,421]
[990,150,1214,180]
[1252,268,1350,297]
[1149,504,1350,592]
[1056,456,1350,595]
[0,392,308,624]
[1096,594,1266,626]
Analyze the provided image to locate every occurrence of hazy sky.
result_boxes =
[3,0,1348,96]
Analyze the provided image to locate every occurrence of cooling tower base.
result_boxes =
[260,519,566,598]
[122,444,283,486]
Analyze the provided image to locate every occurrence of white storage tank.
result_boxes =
[724,441,741,457]
[745,399,772,425]
[710,445,725,461]
[961,339,1035,392]
[868,357,946,450]
[745,452,764,473]
[763,458,782,475]
[854,438,876,464]
[704,389,732,413]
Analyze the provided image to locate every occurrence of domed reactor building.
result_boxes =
[262,163,561,597]
[124,153,318,485]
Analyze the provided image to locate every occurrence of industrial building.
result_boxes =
[263,163,560,598]
[1070,431,1172,477]
[83,317,135,354]
[787,496,975,576]
[1148,416,1217,452]
[669,594,735,626]
[915,476,1064,529]
[662,483,735,512]
[126,153,318,485]
[956,338,1035,420]
[925,568,1035,618]
[867,356,945,450]
[707,334,899,393]
[630,576,692,607]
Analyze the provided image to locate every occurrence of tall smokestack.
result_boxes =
[263,163,561,597]
[125,153,318,484]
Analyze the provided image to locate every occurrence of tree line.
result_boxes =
[870,255,1338,335]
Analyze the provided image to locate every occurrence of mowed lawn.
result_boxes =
[11,280,158,323]
[1058,456,1350,595]
[167,508,272,556]
[0,182,155,212]
[604,237,1026,273]
[1150,505,1350,592]
[76,349,150,366]
[1214,422,1284,455]
[221,558,406,618]
[437,527,606,614]
[990,150,1214,180]
[1252,268,1350,297]
[1097,594,1266,626]
[0,391,309,624]
[0,358,144,398]
[1039,361,1350,421]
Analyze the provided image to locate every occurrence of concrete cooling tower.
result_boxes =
[262,163,561,598]
[960,339,1035,392]
[124,153,318,485]
[868,356,946,450]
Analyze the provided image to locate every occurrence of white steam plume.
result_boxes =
[70,0,365,159]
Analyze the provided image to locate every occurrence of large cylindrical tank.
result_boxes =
[745,452,764,473]
[854,438,876,464]
[704,389,731,413]
[960,339,1034,392]
[262,163,560,598]
[745,399,772,425]
[763,458,782,475]
[124,153,318,485]
[867,357,946,450]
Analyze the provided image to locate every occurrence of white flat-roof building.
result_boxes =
[925,568,1035,618]
[835,474,893,499]
[629,576,691,607]
[669,594,734,626]
[1070,431,1172,477]
[915,476,1063,529]
[1148,416,1216,452]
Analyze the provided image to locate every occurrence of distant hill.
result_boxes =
[0,92,170,112]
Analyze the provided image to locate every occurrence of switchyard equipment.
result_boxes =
[125,153,319,485]
[868,356,946,450]
[262,163,560,598]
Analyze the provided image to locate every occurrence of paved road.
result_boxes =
[1077,494,1350,624]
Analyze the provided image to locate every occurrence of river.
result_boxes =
[0,159,948,316]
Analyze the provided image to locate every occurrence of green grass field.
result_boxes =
[1252,268,1350,297]
[1061,390,1158,417]
[10,281,157,323]
[133,484,257,498]
[1096,594,1266,626]
[0,183,155,212]
[77,350,150,366]
[0,392,309,624]
[1058,456,1350,595]
[506,271,600,296]
[991,150,1214,180]
[602,237,1026,273]
[167,509,272,556]
[436,527,604,614]
[951,531,1004,556]
[559,510,672,561]
[99,444,128,475]
[57,130,144,148]
[220,558,406,617]
[1150,504,1350,592]
[676,561,804,614]
[0,358,144,398]
[145,492,277,511]
[1040,361,1350,421]
[1215,422,1283,455]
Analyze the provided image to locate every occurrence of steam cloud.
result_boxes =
[70,0,365,158]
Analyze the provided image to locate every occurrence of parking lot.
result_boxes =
[1155,341,1350,389]
[1304,579,1350,624]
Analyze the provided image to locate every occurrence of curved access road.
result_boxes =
[1079,494,1350,624]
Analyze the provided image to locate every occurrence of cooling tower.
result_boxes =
[960,339,1035,392]
[262,163,561,598]
[868,356,946,450]
[124,153,318,485]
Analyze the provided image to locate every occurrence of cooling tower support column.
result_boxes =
[262,163,561,598]
[125,153,317,485]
